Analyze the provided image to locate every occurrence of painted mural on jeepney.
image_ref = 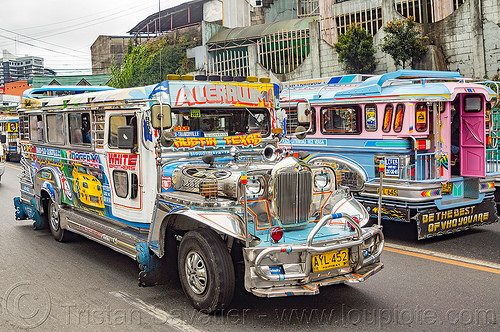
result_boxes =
[28,144,116,218]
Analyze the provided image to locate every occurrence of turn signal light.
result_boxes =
[415,139,431,150]
[200,179,218,199]
[270,226,283,243]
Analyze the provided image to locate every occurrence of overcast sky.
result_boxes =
[0,0,189,75]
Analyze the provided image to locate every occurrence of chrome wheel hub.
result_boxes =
[49,203,59,231]
[185,251,207,295]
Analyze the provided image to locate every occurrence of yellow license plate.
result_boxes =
[441,183,452,195]
[312,249,349,272]
[376,188,398,196]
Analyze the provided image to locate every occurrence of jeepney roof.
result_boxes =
[20,79,279,110]
[280,69,496,104]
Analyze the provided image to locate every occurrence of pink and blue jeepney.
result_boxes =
[280,70,498,239]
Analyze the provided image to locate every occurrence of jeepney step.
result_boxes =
[59,207,148,260]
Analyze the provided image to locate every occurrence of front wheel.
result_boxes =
[48,200,70,242]
[178,228,235,313]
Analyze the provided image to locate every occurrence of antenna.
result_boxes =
[159,0,162,81]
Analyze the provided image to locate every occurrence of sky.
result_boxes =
[0,0,190,75]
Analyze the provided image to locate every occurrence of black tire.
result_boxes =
[48,200,70,242]
[178,228,235,313]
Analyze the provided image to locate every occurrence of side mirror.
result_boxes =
[295,125,307,140]
[0,134,6,144]
[151,104,172,129]
[117,126,135,149]
[297,102,311,123]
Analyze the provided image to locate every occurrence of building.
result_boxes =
[91,36,148,75]
[0,94,21,111]
[4,80,32,97]
[31,75,110,88]
[1,50,45,86]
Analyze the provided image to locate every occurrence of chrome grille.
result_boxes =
[274,168,312,225]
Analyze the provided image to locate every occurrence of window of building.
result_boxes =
[382,104,393,132]
[321,106,361,134]
[393,104,405,132]
[68,113,91,145]
[46,114,65,144]
[365,104,377,131]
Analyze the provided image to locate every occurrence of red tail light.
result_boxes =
[270,226,284,243]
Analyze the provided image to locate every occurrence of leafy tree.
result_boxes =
[109,35,196,88]
[334,25,376,74]
[381,17,428,69]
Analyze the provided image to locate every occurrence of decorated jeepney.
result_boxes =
[280,70,499,239]
[13,75,383,313]
[0,113,21,161]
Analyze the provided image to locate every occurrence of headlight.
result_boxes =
[246,178,262,195]
[314,172,330,190]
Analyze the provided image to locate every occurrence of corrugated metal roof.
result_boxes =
[207,17,318,44]
[32,75,110,88]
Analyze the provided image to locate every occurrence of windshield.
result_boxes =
[170,108,270,137]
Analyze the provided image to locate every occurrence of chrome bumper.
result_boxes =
[243,213,384,297]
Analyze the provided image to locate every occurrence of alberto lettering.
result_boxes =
[174,84,273,107]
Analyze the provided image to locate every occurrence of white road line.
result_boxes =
[385,242,500,270]
[110,291,202,332]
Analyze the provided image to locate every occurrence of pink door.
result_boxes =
[460,95,486,177]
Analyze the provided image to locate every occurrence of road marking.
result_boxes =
[385,243,500,275]
[6,163,22,171]
[110,291,202,332]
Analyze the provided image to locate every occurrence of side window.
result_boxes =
[29,115,44,142]
[108,115,137,148]
[365,104,377,131]
[284,108,315,135]
[393,104,405,133]
[46,114,65,144]
[464,95,482,113]
[69,113,91,145]
[382,104,393,133]
[321,106,361,134]
[415,103,428,132]
[113,170,128,198]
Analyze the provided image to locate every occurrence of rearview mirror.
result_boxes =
[151,104,172,129]
[117,126,135,149]
[297,102,311,123]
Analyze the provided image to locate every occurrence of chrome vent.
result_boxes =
[274,167,312,225]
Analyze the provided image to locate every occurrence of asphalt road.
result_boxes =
[1,162,499,331]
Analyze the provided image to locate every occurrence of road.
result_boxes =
[1,162,499,331]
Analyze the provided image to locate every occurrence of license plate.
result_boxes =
[312,249,349,272]
[441,183,452,195]
[376,188,398,196]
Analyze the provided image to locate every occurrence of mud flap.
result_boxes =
[136,242,172,287]
[415,198,498,239]
[13,197,46,230]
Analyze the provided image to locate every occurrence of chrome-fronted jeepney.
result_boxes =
[13,77,383,313]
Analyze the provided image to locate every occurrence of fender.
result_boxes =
[149,199,246,258]
[304,153,368,191]
[33,166,63,208]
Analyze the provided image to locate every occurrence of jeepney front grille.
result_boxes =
[274,168,312,225]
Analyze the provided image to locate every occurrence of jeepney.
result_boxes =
[13,76,383,312]
[0,114,21,161]
[280,70,499,239]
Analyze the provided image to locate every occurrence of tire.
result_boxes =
[178,228,235,313]
[48,200,70,242]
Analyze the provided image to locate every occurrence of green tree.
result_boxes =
[334,24,376,74]
[109,35,196,88]
[381,17,428,69]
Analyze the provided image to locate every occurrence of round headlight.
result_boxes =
[314,172,329,190]
[246,178,262,195]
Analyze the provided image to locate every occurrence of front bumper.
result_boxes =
[242,214,384,297]
[251,262,383,297]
